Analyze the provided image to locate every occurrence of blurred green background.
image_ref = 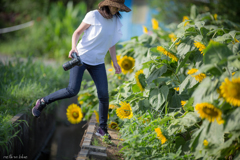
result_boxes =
[0,0,239,62]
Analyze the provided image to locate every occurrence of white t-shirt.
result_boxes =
[77,10,123,65]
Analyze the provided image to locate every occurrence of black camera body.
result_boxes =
[62,52,83,71]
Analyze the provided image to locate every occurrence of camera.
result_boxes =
[62,52,83,71]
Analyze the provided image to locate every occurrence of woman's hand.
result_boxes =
[113,62,122,74]
[68,48,78,58]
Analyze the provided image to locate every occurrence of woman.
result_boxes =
[32,0,131,139]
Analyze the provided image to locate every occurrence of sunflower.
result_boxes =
[79,101,84,105]
[109,104,117,109]
[116,101,133,119]
[175,40,181,46]
[214,14,218,20]
[108,68,113,72]
[169,33,177,42]
[108,122,119,130]
[143,26,148,34]
[94,110,99,123]
[220,77,240,107]
[194,73,206,82]
[155,128,167,144]
[174,87,179,91]
[203,139,209,146]
[181,101,186,106]
[157,46,178,62]
[151,18,159,30]
[187,68,198,75]
[195,102,223,124]
[66,104,83,124]
[119,56,135,74]
[111,55,121,67]
[194,41,206,55]
[135,70,146,91]
[77,94,83,102]
[182,16,189,26]
[187,68,206,82]
[232,38,239,44]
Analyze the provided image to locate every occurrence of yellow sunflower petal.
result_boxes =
[109,104,117,109]
[94,110,99,123]
[203,139,209,146]
[143,26,148,34]
[155,128,167,144]
[174,87,179,91]
[135,70,145,91]
[194,41,206,55]
[220,77,240,107]
[157,46,178,62]
[152,18,159,30]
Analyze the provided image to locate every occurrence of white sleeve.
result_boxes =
[82,11,101,26]
[111,17,123,47]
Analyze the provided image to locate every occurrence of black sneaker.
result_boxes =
[95,127,111,140]
[32,98,46,118]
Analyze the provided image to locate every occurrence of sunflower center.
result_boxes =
[122,59,133,70]
[202,107,218,117]
[228,83,240,99]
[111,124,117,129]
[72,111,79,118]
[122,109,130,116]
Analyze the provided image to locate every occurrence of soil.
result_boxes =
[91,125,124,160]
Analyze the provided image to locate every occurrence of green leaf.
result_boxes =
[184,97,194,112]
[229,59,240,69]
[169,93,181,110]
[198,64,222,76]
[149,85,169,111]
[204,41,233,65]
[224,107,240,132]
[228,30,240,39]
[146,64,167,84]
[132,84,141,93]
[138,74,147,89]
[179,75,198,93]
[138,99,150,112]
[138,34,152,44]
[228,43,240,54]
[213,34,232,42]
[177,37,195,57]
[190,5,197,19]
[176,51,192,74]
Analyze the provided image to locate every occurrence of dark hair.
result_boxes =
[98,6,122,19]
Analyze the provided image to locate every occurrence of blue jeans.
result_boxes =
[43,62,109,128]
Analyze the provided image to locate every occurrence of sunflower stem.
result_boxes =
[195,123,201,129]
[226,66,231,77]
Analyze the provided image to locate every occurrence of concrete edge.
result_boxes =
[76,113,107,160]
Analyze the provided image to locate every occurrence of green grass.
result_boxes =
[0,57,91,154]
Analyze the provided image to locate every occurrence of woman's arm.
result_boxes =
[109,45,122,74]
[68,22,91,58]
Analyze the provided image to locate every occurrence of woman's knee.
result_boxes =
[98,91,109,101]
[66,87,79,97]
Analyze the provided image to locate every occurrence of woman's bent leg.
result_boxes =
[43,65,86,104]
[87,63,109,128]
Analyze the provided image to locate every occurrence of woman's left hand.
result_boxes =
[113,62,122,74]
